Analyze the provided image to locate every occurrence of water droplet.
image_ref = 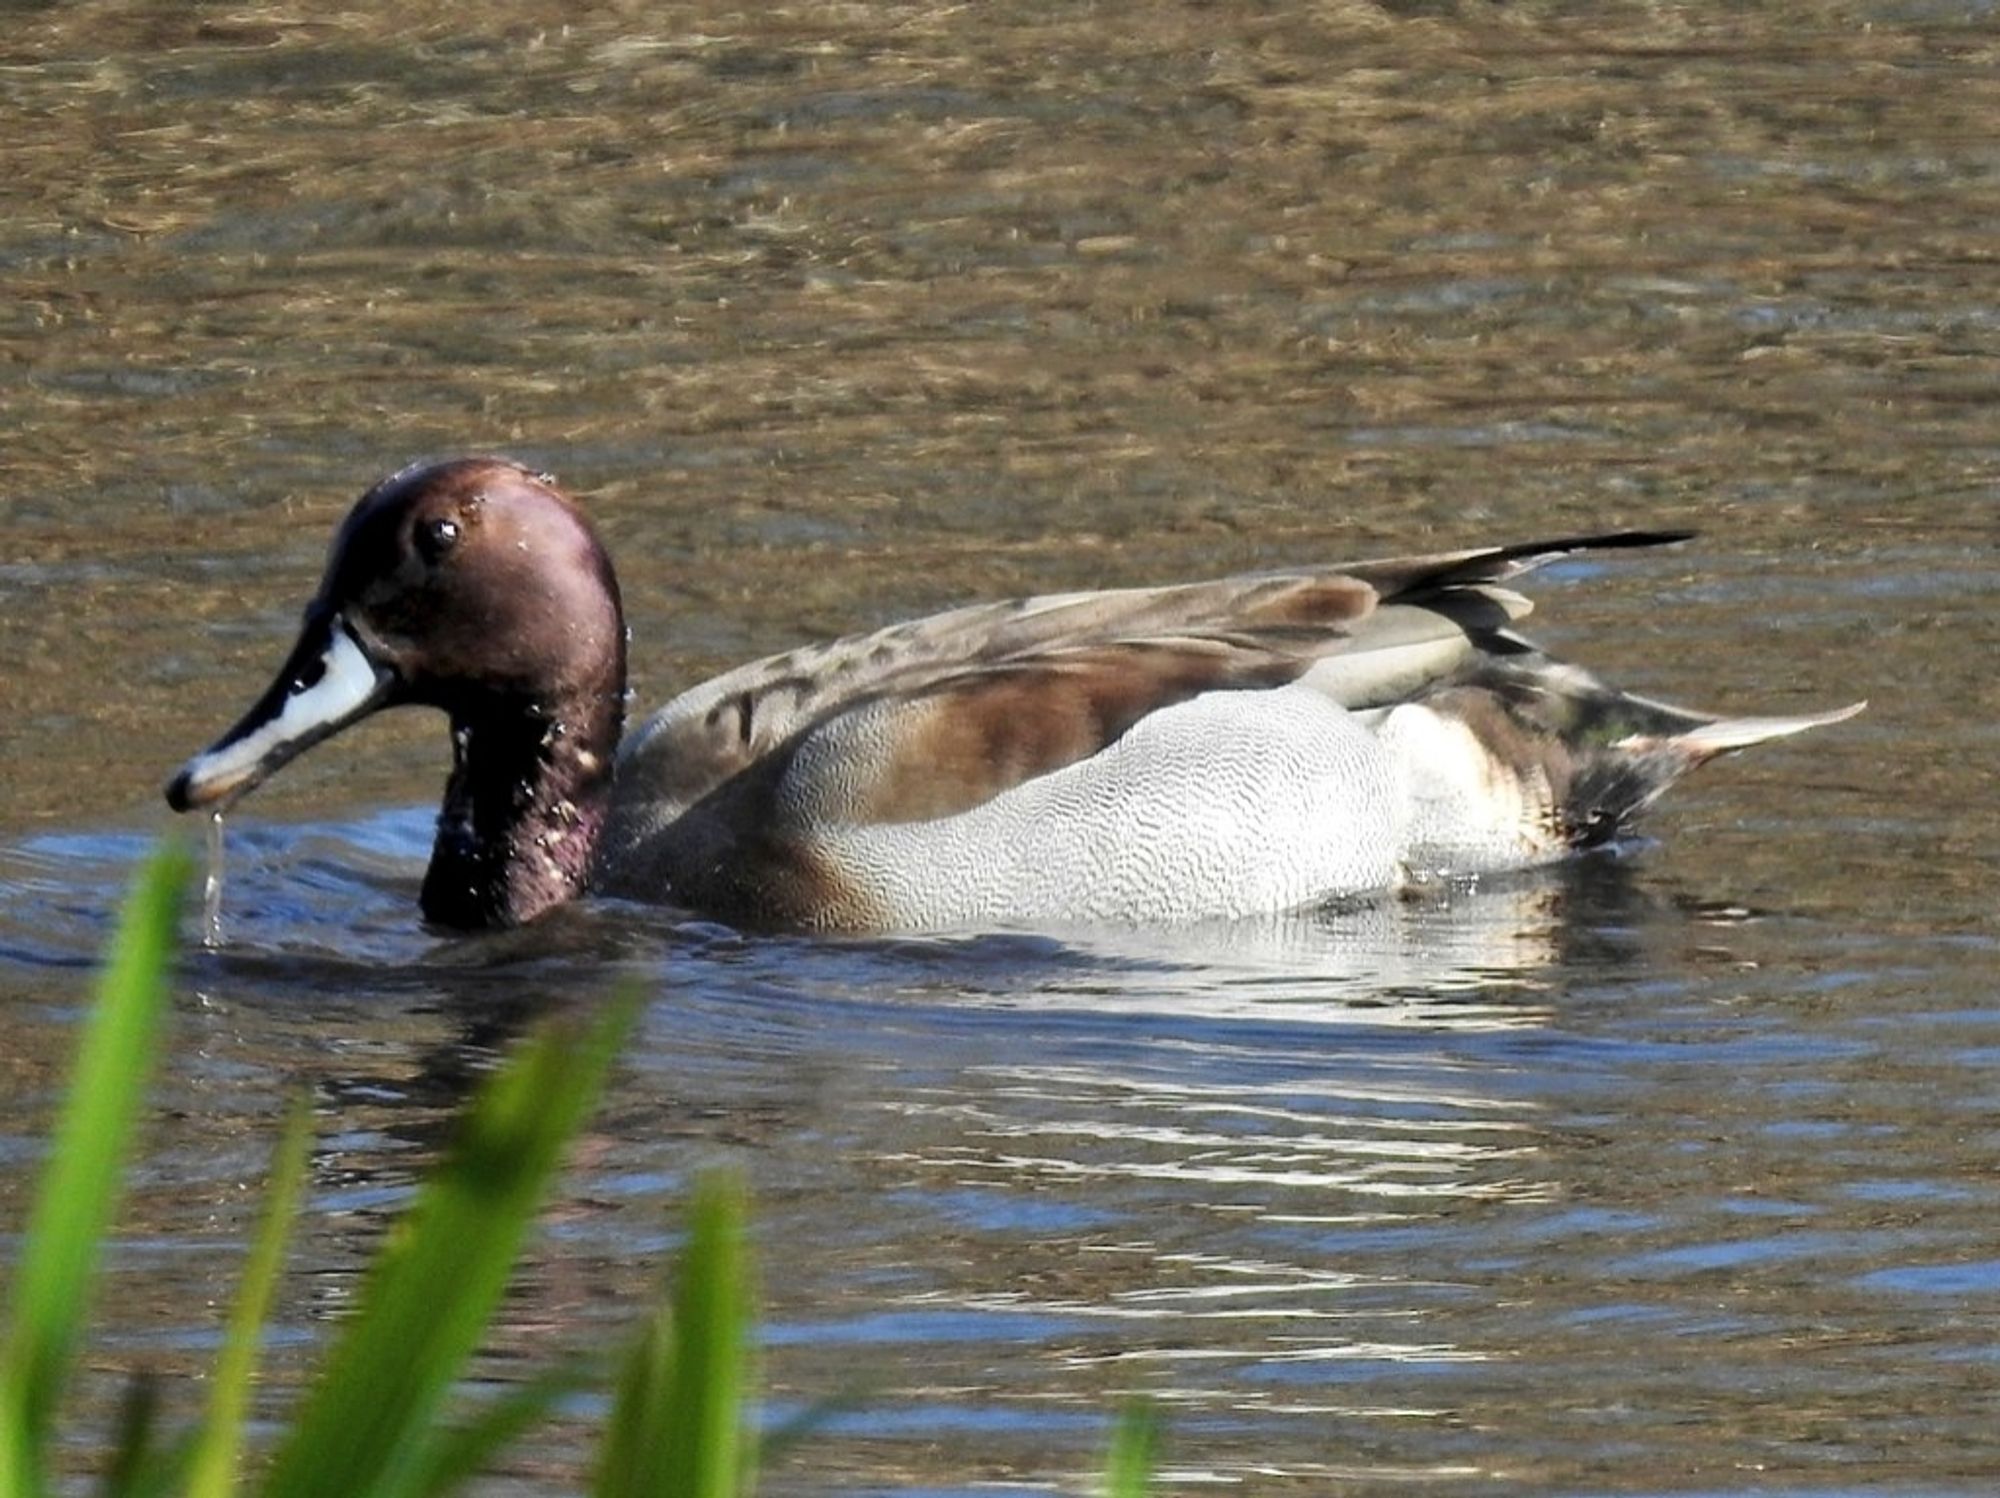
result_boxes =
[202,810,227,948]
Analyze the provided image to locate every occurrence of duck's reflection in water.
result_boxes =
[732,867,1652,1435]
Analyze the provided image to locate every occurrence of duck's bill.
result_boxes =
[165,613,392,813]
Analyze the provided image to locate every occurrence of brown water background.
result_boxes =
[2,3,1997,1493]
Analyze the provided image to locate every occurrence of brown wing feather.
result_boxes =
[623,571,1383,815]
[794,641,1312,825]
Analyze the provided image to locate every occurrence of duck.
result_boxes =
[165,456,1861,933]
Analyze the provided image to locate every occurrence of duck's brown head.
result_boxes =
[167,457,627,927]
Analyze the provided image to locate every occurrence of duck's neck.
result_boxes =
[420,688,624,930]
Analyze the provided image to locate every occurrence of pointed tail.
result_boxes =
[1642,700,1867,763]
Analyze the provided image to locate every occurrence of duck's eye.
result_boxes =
[415,516,461,565]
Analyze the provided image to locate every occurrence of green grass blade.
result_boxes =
[593,1292,673,1498]
[593,1172,753,1498]
[1098,1399,1159,1498]
[394,1356,596,1498]
[756,1387,871,1468]
[258,991,639,1498]
[185,1096,313,1498]
[662,1173,754,1498]
[0,843,190,1498]
[99,1373,161,1498]
[98,1417,198,1498]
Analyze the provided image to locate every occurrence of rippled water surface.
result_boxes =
[3,3,1997,1493]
